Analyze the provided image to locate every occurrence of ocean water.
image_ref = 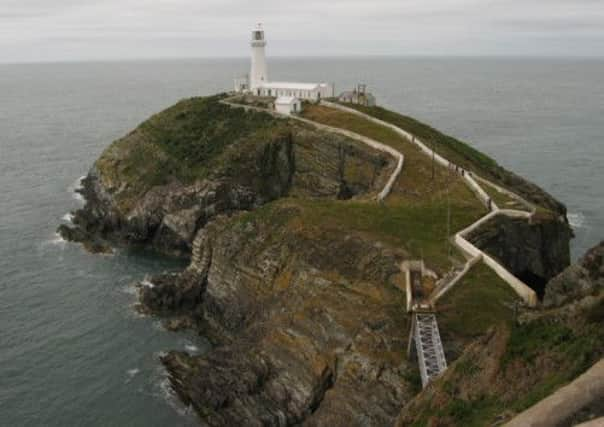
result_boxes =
[1,57,602,425]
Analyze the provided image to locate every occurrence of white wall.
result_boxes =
[250,43,268,90]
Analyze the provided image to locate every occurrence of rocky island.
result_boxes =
[59,94,603,426]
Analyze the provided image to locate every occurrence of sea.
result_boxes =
[1,57,602,426]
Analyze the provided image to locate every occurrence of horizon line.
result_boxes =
[2,53,604,66]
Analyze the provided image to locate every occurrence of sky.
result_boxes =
[2,0,604,63]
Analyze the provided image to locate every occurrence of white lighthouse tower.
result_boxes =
[249,24,268,91]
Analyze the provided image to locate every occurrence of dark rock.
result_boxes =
[142,206,414,426]
[64,121,393,257]
[467,214,572,298]
[544,241,604,308]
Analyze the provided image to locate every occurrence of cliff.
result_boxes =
[143,201,415,425]
[466,214,572,298]
[59,95,394,256]
[59,94,595,426]
[395,241,604,427]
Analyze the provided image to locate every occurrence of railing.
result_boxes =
[413,312,448,388]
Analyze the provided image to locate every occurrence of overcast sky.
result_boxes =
[2,0,604,63]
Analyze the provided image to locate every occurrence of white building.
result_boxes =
[275,96,302,116]
[234,24,334,102]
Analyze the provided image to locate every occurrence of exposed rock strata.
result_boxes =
[59,102,393,256]
[395,242,604,427]
[544,241,604,308]
[467,214,572,297]
[59,95,590,426]
[141,205,416,425]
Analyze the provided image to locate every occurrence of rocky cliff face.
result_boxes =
[544,240,604,308]
[140,202,417,426]
[395,241,604,427]
[61,94,589,426]
[59,96,393,256]
[467,214,572,298]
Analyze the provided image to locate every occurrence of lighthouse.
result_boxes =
[234,24,334,101]
[250,24,268,91]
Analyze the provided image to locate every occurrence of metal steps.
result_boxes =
[413,312,447,388]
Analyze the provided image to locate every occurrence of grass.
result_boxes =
[298,104,488,272]
[337,103,563,214]
[480,180,530,212]
[338,103,498,177]
[235,196,482,273]
[437,262,521,339]
[138,95,283,180]
[301,105,482,206]
[95,95,290,211]
[406,290,604,427]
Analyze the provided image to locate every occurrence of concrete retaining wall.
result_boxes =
[321,101,496,210]
[322,101,541,306]
[474,174,535,214]
[226,98,539,307]
[222,98,404,201]
[505,359,604,427]
[430,255,482,303]
[452,208,537,306]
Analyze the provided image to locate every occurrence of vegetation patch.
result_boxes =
[94,95,292,211]
[402,297,604,427]
[437,262,521,340]
[337,103,562,214]
[480,180,530,211]
[338,103,498,176]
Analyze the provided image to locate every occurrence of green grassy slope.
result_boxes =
[94,95,289,211]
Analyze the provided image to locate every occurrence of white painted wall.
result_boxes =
[250,27,268,90]
[321,100,539,307]
[258,84,334,101]
[275,99,302,116]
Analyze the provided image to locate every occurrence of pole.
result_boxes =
[431,139,435,180]
[447,185,451,259]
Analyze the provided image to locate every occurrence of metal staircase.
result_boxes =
[412,312,447,388]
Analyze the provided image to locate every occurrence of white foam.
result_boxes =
[124,368,140,384]
[45,232,67,247]
[68,175,86,203]
[62,212,74,223]
[158,377,194,417]
[141,279,155,289]
[568,212,585,229]
[184,344,199,353]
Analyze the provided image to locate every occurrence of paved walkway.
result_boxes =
[223,95,544,383]
[504,359,604,427]
[321,101,540,307]
[221,96,404,201]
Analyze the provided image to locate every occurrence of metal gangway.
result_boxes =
[411,311,447,388]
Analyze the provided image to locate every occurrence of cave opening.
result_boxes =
[517,269,549,300]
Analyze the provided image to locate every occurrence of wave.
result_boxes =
[68,175,86,203]
[568,212,585,229]
[184,344,199,353]
[158,377,194,418]
[40,232,67,248]
[141,279,155,289]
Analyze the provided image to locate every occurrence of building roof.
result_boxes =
[275,96,299,105]
[261,81,321,90]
